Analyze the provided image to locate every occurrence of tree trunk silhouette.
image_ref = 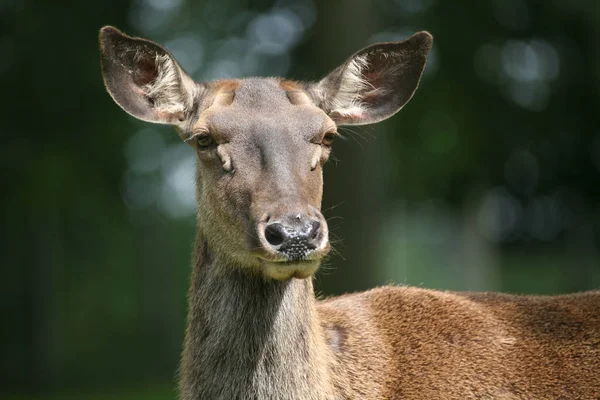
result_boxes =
[309,0,382,294]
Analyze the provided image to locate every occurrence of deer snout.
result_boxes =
[261,213,328,261]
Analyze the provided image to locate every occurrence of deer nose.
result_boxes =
[263,215,323,260]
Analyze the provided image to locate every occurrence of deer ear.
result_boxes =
[309,32,433,126]
[99,26,200,125]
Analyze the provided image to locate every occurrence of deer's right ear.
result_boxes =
[99,26,201,125]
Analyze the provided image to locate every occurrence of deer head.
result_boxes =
[99,26,432,280]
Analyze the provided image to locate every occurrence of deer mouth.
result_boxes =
[255,245,327,280]
[255,240,330,264]
[258,258,321,280]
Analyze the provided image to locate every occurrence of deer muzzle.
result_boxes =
[255,209,329,279]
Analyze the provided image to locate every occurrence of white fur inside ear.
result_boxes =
[329,55,373,117]
[141,53,190,116]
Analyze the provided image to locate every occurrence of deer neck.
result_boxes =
[179,233,336,400]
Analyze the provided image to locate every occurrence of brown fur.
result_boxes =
[99,26,600,399]
[212,79,241,92]
[179,240,600,399]
[320,288,600,399]
[279,79,303,92]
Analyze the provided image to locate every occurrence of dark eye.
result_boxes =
[196,134,214,148]
[322,132,336,147]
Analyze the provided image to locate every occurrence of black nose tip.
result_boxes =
[263,217,322,260]
[265,223,287,247]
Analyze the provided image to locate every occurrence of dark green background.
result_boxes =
[2,0,599,398]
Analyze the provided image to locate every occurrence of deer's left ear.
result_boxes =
[308,32,433,126]
[99,26,200,126]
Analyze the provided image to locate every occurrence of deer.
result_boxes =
[99,26,600,399]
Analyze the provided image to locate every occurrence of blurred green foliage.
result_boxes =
[1,0,598,397]
[5,384,175,400]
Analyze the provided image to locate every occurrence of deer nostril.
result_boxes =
[308,221,321,240]
[265,223,286,247]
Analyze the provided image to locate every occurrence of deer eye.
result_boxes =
[196,134,214,148]
[321,132,336,147]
